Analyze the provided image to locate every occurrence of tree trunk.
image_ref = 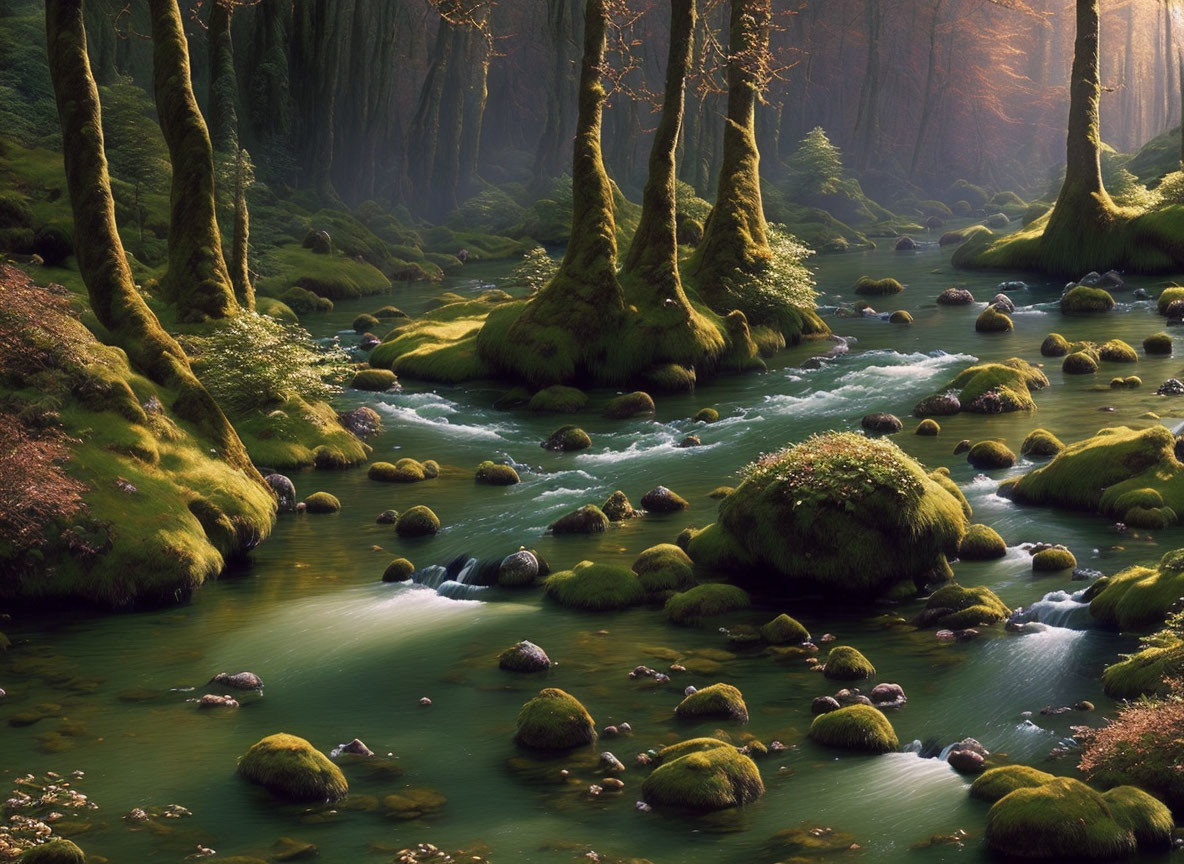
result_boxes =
[243,0,291,180]
[909,0,943,180]
[291,0,349,202]
[45,0,256,474]
[534,0,583,185]
[147,0,237,323]
[230,148,254,311]
[206,0,238,153]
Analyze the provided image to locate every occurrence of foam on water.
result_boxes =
[376,392,511,441]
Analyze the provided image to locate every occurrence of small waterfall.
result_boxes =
[412,554,500,600]
[1008,588,1093,630]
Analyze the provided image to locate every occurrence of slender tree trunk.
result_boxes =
[45,0,256,475]
[1179,49,1184,162]
[291,0,349,201]
[534,0,582,185]
[852,0,883,172]
[206,0,238,153]
[230,149,254,311]
[909,0,943,180]
[147,0,237,322]
[244,0,291,180]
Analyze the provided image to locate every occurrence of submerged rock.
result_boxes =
[498,641,551,673]
[498,550,539,587]
[640,486,689,513]
[210,671,264,691]
[601,490,638,521]
[264,474,297,513]
[860,412,902,434]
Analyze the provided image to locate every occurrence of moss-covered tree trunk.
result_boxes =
[290,0,350,202]
[206,0,238,153]
[243,0,291,178]
[534,0,582,188]
[147,0,238,323]
[1039,0,1117,270]
[45,0,257,476]
[230,148,254,311]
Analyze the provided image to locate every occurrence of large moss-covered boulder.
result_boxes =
[675,683,749,722]
[808,705,898,753]
[641,741,763,811]
[822,645,875,680]
[395,506,440,537]
[985,777,1171,860]
[303,492,341,514]
[548,504,609,534]
[959,524,1007,560]
[543,563,645,611]
[665,583,751,625]
[18,841,86,864]
[514,688,595,750]
[1099,339,1138,363]
[603,391,655,419]
[1144,332,1173,355]
[528,385,588,413]
[632,544,695,593]
[854,276,903,296]
[1061,284,1116,313]
[475,460,520,486]
[914,583,1010,629]
[237,733,348,802]
[542,425,591,452]
[1010,426,1184,525]
[930,358,1048,414]
[970,766,1056,803]
[976,306,1014,333]
[684,433,967,597]
[1021,429,1064,458]
[967,440,1016,469]
[368,458,432,483]
[760,613,810,644]
[1102,642,1184,699]
[1090,549,1184,631]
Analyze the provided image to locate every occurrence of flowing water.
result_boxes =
[4,231,1182,863]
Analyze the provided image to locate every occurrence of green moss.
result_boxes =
[542,425,592,452]
[1033,548,1076,572]
[889,310,912,324]
[368,458,430,483]
[1143,332,1173,355]
[675,682,749,722]
[1062,284,1116,313]
[349,369,398,392]
[17,840,86,864]
[969,766,1056,803]
[641,744,763,811]
[601,490,636,521]
[353,313,380,334]
[1090,550,1184,631]
[854,276,903,296]
[514,688,595,750]
[475,460,520,486]
[968,440,1017,470]
[665,583,751,625]
[915,418,940,436]
[544,563,645,611]
[394,506,439,538]
[369,299,496,384]
[708,486,735,499]
[822,645,875,680]
[255,297,297,324]
[1022,429,1064,458]
[917,583,1010,628]
[528,385,587,413]
[655,737,733,763]
[303,492,340,514]
[1103,785,1174,850]
[549,504,608,534]
[1041,333,1072,357]
[959,524,1007,561]
[382,558,415,582]
[1103,642,1184,699]
[760,613,810,644]
[603,391,655,419]
[237,733,348,802]
[1062,351,1099,375]
[373,305,408,320]
[278,286,333,314]
[256,244,391,301]
[695,407,720,423]
[808,704,898,753]
[1098,339,1137,363]
[941,358,1048,413]
[1159,286,1184,315]
[930,467,973,519]
[976,306,1013,333]
[1124,376,1142,388]
[632,544,695,593]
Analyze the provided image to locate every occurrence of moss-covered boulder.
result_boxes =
[368,458,431,483]
[632,544,695,593]
[1041,333,1072,357]
[303,492,341,514]
[549,504,609,534]
[603,391,655,419]
[640,486,689,513]
[976,306,1014,333]
[544,562,645,611]
[395,506,440,538]
[935,358,1048,414]
[915,418,940,436]
[475,460,520,485]
[641,742,763,811]
[350,368,399,391]
[959,524,1007,561]
[808,704,898,753]
[889,310,913,324]
[665,583,751,626]
[542,425,591,452]
[970,765,1056,803]
[695,407,720,423]
[1099,339,1138,363]
[528,385,588,413]
[1021,429,1064,458]
[985,777,1169,860]
[18,840,86,864]
[684,433,966,597]
[353,313,380,333]
[854,276,903,296]
[1062,285,1116,313]
[675,683,749,722]
[237,733,348,802]
[1063,350,1100,375]
[1143,332,1172,355]
[1102,642,1184,699]
[1090,549,1184,631]
[914,583,1010,629]
[514,688,595,750]
[760,613,810,645]
[601,490,637,521]
[1158,285,1184,315]
[498,640,552,673]
[1032,548,1076,572]
[822,645,875,680]
[382,558,415,582]
[967,440,1017,470]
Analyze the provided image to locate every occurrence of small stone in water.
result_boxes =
[819,633,836,643]
[1074,700,1095,711]
[340,738,374,757]
[683,686,697,696]
[635,753,652,766]
[935,630,955,641]
[601,777,624,790]
[669,664,687,673]
[599,752,625,773]
[587,784,602,796]
[635,801,652,812]
[559,769,570,778]
[603,725,619,737]
[195,694,239,709]
[419,697,432,706]
[618,722,631,734]
[769,740,786,751]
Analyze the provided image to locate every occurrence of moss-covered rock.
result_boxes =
[237,733,348,802]
[603,391,655,419]
[1143,332,1173,355]
[1158,285,1184,315]
[350,368,399,391]
[395,506,440,538]
[382,558,415,582]
[936,358,1048,413]
[822,645,876,680]
[854,276,903,296]
[1062,285,1116,313]
[303,492,341,514]
[915,418,941,436]
[685,432,966,597]
[1102,642,1184,699]
[640,486,689,513]
[1063,350,1100,375]
[541,425,591,452]
[514,688,595,750]
[889,310,913,324]
[528,385,588,413]
[549,504,609,534]
[959,524,1007,561]
[1032,548,1076,572]
[695,407,720,423]
[967,440,1017,470]
[1099,339,1138,363]
[976,306,1014,333]
[475,460,520,485]
[368,458,432,483]
[1041,333,1072,357]
[632,544,695,593]
[641,743,763,811]
[353,313,380,333]
[915,583,1010,628]
[675,683,749,722]
[498,640,551,673]
[18,840,86,864]
[1090,549,1184,631]
[808,704,898,753]
[373,305,408,320]
[1021,429,1065,458]
[665,583,751,625]
[970,765,1056,803]
[544,563,645,611]
[760,613,810,644]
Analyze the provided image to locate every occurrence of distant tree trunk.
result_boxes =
[291,0,350,201]
[243,0,291,178]
[45,0,256,474]
[147,0,237,323]
[1121,7,1137,151]
[909,0,944,180]
[534,0,582,186]
[1179,49,1184,162]
[1167,4,1177,131]
[230,149,254,311]
[852,0,883,172]
[206,0,238,153]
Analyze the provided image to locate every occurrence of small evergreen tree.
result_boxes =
[789,126,844,199]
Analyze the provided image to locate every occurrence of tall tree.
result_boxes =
[147,0,237,322]
[534,0,583,185]
[206,0,239,153]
